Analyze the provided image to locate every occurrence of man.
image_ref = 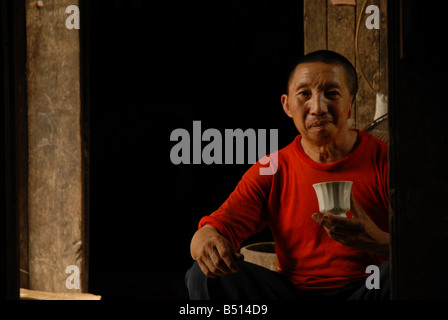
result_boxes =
[185,50,390,300]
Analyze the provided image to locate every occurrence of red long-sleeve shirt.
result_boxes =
[199,129,389,291]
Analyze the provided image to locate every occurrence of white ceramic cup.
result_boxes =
[312,181,353,217]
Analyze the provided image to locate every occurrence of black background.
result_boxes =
[88,0,303,299]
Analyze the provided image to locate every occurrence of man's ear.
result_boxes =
[348,95,354,119]
[281,94,293,118]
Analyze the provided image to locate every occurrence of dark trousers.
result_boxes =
[185,261,390,300]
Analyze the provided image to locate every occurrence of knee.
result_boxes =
[185,262,210,299]
[185,262,204,287]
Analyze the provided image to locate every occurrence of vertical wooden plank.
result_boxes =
[303,0,327,54]
[26,0,86,293]
[327,3,355,65]
[355,0,380,130]
[327,2,356,127]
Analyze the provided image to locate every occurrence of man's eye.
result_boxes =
[326,91,340,98]
[298,91,310,97]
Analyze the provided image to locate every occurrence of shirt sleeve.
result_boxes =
[198,161,274,250]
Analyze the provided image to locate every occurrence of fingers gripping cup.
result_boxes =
[312,181,353,217]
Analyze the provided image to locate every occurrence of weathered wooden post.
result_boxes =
[26,0,87,293]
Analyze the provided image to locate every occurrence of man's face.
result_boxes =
[281,62,353,144]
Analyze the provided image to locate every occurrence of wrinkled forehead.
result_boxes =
[290,62,349,92]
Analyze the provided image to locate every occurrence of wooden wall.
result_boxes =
[304,0,388,130]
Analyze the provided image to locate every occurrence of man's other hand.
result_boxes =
[190,225,244,278]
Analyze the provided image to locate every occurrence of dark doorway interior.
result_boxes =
[87,0,303,299]
[388,0,448,299]
[1,0,27,300]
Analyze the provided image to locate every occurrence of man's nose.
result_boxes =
[310,93,328,115]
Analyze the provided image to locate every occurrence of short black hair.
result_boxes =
[286,50,358,102]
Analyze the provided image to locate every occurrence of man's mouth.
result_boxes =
[309,120,332,129]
